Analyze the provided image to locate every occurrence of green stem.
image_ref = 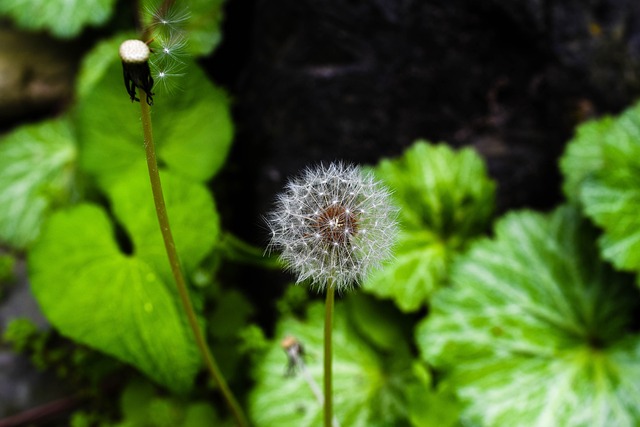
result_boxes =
[324,283,335,427]
[139,92,250,427]
[218,232,282,269]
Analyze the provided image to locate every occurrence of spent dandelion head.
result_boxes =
[119,2,190,104]
[266,162,398,292]
[119,39,154,105]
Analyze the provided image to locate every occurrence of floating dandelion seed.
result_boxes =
[152,33,188,65]
[152,61,185,95]
[145,2,191,35]
[266,163,398,292]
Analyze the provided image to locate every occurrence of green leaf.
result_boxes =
[365,142,495,311]
[559,115,616,203]
[76,33,136,99]
[29,170,219,392]
[0,0,117,38]
[249,301,415,427]
[184,0,226,55]
[344,293,411,352]
[209,289,254,340]
[75,37,233,189]
[107,165,220,284]
[116,379,221,427]
[416,206,640,427]
[407,384,462,427]
[0,117,77,248]
[560,101,640,273]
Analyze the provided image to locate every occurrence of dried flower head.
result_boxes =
[119,39,154,105]
[267,163,398,292]
[118,3,190,104]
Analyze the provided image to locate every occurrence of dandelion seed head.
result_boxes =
[266,162,398,292]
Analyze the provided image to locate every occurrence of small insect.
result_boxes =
[281,335,305,377]
[119,39,155,105]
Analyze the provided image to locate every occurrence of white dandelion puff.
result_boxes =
[266,162,398,292]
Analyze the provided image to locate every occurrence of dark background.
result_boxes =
[206,0,640,244]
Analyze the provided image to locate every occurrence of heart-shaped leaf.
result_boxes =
[29,171,219,392]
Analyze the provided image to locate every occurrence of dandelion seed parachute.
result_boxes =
[266,163,398,292]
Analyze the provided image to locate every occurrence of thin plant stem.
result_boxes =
[324,283,336,427]
[138,92,250,427]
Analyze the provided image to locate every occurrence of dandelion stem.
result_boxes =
[139,91,250,427]
[324,283,336,427]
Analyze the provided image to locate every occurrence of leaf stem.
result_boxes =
[139,92,250,427]
[324,283,335,427]
[218,232,282,269]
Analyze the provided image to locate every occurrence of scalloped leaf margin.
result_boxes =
[417,206,640,427]
[364,141,496,311]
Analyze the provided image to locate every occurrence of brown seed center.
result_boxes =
[313,204,359,245]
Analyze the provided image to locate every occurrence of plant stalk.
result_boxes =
[324,283,336,427]
[139,92,249,427]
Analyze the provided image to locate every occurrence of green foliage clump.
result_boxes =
[4,318,122,383]
[365,141,496,311]
[250,297,421,426]
[417,206,640,426]
[110,380,222,427]
[0,23,233,394]
[28,181,214,391]
[0,0,226,44]
[0,0,117,38]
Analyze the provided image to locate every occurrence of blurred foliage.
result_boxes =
[249,298,425,427]
[3,318,123,385]
[561,101,640,278]
[106,379,223,427]
[0,118,78,249]
[0,0,117,38]
[417,207,640,426]
[0,254,16,296]
[140,0,227,56]
[70,379,224,427]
